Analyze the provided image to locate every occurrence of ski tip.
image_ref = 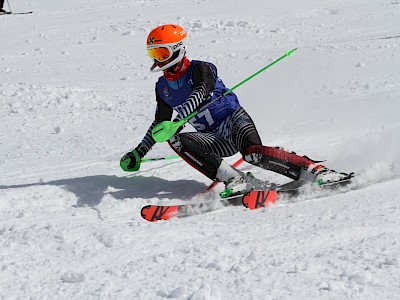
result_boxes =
[140,205,151,220]
[141,205,180,222]
[242,190,278,210]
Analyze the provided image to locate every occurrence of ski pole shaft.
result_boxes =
[152,48,297,143]
[183,48,298,122]
[6,0,12,12]
[141,155,181,163]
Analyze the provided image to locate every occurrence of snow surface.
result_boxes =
[1,0,400,299]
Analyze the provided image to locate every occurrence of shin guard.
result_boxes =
[168,135,222,180]
[244,145,321,180]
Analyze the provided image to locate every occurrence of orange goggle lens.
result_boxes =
[147,47,172,62]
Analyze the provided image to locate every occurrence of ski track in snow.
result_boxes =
[1,0,400,299]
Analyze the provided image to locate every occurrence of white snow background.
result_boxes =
[1,0,400,299]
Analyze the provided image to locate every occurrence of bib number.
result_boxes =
[190,109,215,131]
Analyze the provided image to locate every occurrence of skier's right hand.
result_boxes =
[172,117,185,135]
[120,149,141,172]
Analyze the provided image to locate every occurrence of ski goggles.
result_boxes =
[147,46,173,62]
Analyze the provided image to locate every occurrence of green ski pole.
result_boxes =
[152,48,297,143]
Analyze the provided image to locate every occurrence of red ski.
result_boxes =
[141,194,244,222]
[140,174,355,222]
[140,189,279,222]
[241,189,278,210]
[141,205,181,222]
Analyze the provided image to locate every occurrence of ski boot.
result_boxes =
[216,160,252,198]
[220,174,252,198]
[301,162,352,185]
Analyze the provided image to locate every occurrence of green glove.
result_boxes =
[120,149,141,172]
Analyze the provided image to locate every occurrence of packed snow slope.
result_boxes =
[1,0,400,299]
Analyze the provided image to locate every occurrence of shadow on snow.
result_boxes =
[0,175,208,207]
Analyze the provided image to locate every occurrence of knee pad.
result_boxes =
[244,152,262,164]
[169,135,182,152]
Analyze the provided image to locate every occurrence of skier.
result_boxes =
[120,24,351,196]
[0,0,8,14]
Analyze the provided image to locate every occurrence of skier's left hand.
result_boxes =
[120,149,141,172]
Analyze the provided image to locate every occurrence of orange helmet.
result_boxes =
[146,24,187,72]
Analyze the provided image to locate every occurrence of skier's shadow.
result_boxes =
[0,175,208,207]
